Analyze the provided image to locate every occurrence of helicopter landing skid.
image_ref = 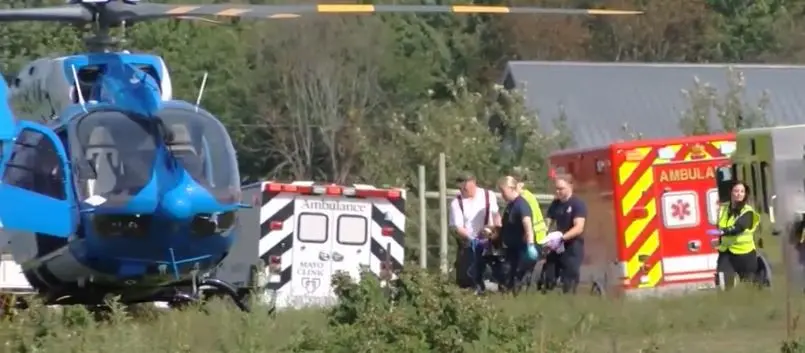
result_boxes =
[162,277,250,313]
[198,278,250,312]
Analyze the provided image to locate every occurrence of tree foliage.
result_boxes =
[678,67,771,135]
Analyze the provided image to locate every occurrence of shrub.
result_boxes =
[283,268,536,353]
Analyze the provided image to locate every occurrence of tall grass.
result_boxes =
[0,268,802,353]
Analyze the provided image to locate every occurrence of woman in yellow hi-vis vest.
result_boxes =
[707,181,760,289]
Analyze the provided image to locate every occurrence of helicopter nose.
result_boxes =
[160,185,194,220]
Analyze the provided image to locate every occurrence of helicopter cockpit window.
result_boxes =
[70,111,157,202]
[158,108,240,204]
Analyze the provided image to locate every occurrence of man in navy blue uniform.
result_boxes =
[496,176,536,295]
[542,175,587,294]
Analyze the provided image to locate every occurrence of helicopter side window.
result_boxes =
[76,65,103,103]
[2,128,65,200]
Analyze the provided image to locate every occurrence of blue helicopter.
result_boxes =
[0,0,641,312]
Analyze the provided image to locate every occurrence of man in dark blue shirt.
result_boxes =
[496,176,536,295]
[542,176,587,294]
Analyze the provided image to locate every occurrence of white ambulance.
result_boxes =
[221,181,406,310]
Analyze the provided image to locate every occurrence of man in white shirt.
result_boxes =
[450,172,502,293]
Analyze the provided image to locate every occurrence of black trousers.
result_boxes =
[500,245,536,296]
[716,250,758,288]
[541,244,584,294]
[454,242,505,290]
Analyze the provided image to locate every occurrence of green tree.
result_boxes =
[678,67,770,136]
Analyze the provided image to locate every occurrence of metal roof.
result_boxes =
[502,61,805,148]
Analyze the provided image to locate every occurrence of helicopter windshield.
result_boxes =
[71,110,157,203]
[70,108,240,205]
[158,107,240,204]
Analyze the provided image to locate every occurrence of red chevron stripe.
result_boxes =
[628,245,663,289]
[622,188,654,225]
[623,218,658,261]
[704,142,724,158]
[671,144,692,161]
[619,148,658,191]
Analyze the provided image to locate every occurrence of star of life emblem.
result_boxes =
[661,191,700,229]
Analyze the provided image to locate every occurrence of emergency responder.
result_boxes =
[515,181,548,245]
[497,176,537,295]
[449,172,502,294]
[541,175,587,294]
[708,181,760,288]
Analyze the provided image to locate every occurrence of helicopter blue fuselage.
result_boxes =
[0,58,242,301]
[63,52,165,119]
[17,100,241,299]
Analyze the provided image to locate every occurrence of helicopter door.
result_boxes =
[0,121,76,237]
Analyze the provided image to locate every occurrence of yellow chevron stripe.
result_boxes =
[626,229,659,281]
[618,145,662,289]
[617,146,651,184]
[625,199,656,248]
[620,166,653,217]
[641,253,663,288]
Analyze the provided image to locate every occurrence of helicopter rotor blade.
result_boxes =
[173,16,228,25]
[0,3,642,25]
[0,6,92,22]
[130,3,642,21]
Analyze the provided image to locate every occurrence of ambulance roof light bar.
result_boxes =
[264,182,403,199]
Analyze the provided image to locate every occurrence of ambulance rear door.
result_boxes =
[289,195,336,308]
[329,197,372,289]
[653,158,722,287]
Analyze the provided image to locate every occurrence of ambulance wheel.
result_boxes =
[756,255,772,288]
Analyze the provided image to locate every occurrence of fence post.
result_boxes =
[418,165,427,269]
[438,153,448,274]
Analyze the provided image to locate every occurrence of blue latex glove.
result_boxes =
[524,244,540,261]
[469,238,481,250]
[706,229,723,236]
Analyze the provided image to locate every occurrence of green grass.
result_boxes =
[2,268,805,353]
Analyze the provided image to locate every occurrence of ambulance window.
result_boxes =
[297,213,328,243]
[760,161,771,212]
[749,163,760,206]
[337,215,368,245]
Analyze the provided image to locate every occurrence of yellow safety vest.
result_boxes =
[520,189,548,243]
[716,203,759,254]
